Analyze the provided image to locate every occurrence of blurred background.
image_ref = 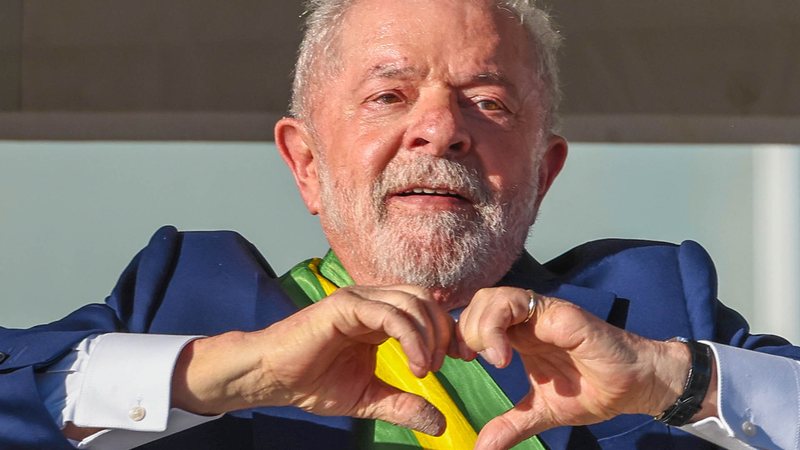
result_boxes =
[1,1,798,342]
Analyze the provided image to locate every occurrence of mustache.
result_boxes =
[373,155,492,205]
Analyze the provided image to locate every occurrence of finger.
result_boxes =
[355,377,446,437]
[447,324,462,360]
[426,298,456,371]
[398,287,454,371]
[370,289,437,361]
[507,296,594,352]
[459,287,533,367]
[362,286,454,372]
[477,313,514,368]
[332,298,433,376]
[453,318,477,361]
[474,399,551,450]
[456,288,492,357]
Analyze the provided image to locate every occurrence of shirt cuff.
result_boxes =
[75,408,220,450]
[71,333,202,431]
[682,341,800,450]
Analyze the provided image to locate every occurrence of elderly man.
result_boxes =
[2,0,799,449]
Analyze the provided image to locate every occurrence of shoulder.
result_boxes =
[141,225,276,277]
[546,238,716,291]
[109,226,289,333]
[545,239,719,339]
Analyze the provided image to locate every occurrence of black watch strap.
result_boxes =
[655,338,713,426]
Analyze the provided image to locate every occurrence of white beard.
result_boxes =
[319,154,539,289]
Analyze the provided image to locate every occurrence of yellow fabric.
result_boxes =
[307,260,478,449]
[308,259,339,294]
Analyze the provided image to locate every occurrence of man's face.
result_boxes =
[280,0,566,305]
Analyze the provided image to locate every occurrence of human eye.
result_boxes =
[359,88,409,118]
[368,91,404,105]
[470,96,511,112]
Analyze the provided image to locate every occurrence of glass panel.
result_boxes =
[1,141,798,342]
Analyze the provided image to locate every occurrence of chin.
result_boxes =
[381,236,517,292]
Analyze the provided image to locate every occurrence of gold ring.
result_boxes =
[524,291,536,323]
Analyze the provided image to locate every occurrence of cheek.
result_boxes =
[333,127,405,182]
[484,169,533,203]
[474,136,537,195]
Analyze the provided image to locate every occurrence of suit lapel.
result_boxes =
[258,251,626,450]
[499,252,620,324]
[489,253,625,450]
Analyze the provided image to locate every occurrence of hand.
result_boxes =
[457,287,710,450]
[171,285,455,436]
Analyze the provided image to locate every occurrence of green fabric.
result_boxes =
[318,250,355,287]
[279,259,327,308]
[278,257,419,448]
[278,251,545,450]
[436,359,544,449]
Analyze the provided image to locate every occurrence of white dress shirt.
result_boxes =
[36,334,219,449]
[36,335,799,449]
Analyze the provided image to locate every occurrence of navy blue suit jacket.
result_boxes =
[1,226,798,449]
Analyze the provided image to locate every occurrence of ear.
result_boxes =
[275,117,322,215]
[535,134,568,205]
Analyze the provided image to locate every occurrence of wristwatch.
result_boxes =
[654,338,713,426]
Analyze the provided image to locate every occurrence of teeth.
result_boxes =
[408,188,457,196]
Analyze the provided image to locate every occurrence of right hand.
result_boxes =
[456,287,698,450]
[170,285,455,436]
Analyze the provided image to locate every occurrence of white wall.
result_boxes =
[531,144,759,332]
[0,141,327,327]
[1,141,796,342]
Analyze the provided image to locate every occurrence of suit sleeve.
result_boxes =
[677,240,800,449]
[1,224,292,449]
[676,240,800,357]
[0,226,183,449]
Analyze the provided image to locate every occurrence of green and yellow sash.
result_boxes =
[279,251,544,450]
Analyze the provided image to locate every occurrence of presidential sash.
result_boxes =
[279,251,544,450]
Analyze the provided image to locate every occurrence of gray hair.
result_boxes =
[289,0,562,133]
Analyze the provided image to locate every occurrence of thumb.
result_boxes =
[355,377,446,436]
[474,399,551,450]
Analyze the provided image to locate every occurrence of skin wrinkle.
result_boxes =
[158,4,724,442]
[295,0,557,311]
[317,151,539,303]
[293,0,562,133]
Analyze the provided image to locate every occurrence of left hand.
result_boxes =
[170,285,455,436]
[456,287,702,450]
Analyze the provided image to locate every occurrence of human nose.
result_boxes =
[403,95,471,157]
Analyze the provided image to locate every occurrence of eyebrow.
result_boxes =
[364,63,420,81]
[472,71,513,88]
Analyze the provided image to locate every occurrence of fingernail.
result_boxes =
[409,361,427,377]
[480,348,503,367]
[411,403,446,436]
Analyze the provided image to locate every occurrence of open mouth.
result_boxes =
[396,187,465,199]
